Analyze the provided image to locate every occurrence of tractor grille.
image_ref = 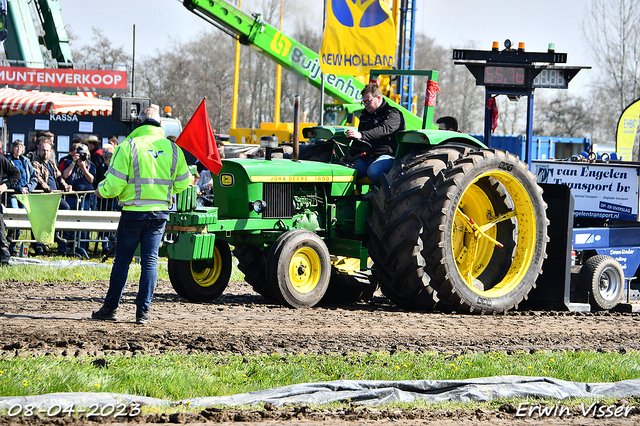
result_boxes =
[263,183,294,218]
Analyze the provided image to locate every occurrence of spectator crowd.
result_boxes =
[2,127,228,259]
[3,130,121,256]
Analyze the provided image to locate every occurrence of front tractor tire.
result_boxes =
[267,230,331,308]
[168,239,232,302]
[423,149,548,314]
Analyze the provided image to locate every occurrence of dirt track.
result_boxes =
[1,278,640,425]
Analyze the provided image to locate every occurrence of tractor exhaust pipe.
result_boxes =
[293,95,300,162]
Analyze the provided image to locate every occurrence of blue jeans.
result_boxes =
[353,155,394,187]
[103,218,166,315]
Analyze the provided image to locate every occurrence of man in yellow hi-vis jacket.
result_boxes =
[91,106,190,324]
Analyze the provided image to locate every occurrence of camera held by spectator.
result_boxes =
[76,144,90,162]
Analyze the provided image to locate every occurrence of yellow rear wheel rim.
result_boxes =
[289,247,321,294]
[452,171,536,297]
[191,246,222,287]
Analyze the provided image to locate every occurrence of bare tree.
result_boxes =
[582,0,640,148]
[69,28,132,97]
[136,30,236,133]
[411,35,484,133]
[437,54,484,134]
[495,95,527,136]
[280,21,323,124]
[135,0,306,134]
[583,0,640,110]
[70,28,131,67]
[533,91,595,138]
[220,0,305,129]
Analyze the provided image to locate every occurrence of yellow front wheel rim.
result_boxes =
[190,246,222,287]
[452,171,536,298]
[289,247,322,294]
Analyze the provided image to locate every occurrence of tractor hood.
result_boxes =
[236,158,355,184]
[212,158,357,219]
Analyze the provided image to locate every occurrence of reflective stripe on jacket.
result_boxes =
[98,124,190,211]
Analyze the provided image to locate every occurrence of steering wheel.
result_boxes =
[330,137,372,163]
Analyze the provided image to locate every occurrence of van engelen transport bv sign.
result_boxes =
[0,66,128,92]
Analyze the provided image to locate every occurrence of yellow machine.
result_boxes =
[230,121,318,144]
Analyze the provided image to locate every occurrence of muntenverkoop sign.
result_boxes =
[0,66,128,92]
[534,160,640,221]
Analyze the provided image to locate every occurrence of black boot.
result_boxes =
[91,306,117,321]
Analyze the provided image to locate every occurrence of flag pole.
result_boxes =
[319,0,326,126]
[274,0,283,126]
[231,0,242,130]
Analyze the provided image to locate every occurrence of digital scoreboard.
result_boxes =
[453,40,590,167]
[465,63,580,90]
[532,69,568,89]
[483,66,526,86]
[480,67,569,89]
[453,41,588,90]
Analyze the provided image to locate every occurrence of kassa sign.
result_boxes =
[0,66,128,92]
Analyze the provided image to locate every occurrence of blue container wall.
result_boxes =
[470,134,591,161]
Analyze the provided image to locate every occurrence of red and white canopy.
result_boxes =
[0,88,112,116]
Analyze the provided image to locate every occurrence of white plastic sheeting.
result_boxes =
[8,257,111,268]
[1,376,640,410]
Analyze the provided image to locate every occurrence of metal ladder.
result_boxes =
[397,0,416,112]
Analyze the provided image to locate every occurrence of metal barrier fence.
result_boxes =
[2,189,121,259]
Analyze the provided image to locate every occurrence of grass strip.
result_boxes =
[0,351,638,400]
[0,261,245,282]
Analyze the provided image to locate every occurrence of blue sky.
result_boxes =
[59,0,593,94]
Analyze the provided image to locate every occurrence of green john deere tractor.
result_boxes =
[166,73,549,314]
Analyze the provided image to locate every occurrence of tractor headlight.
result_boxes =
[252,200,267,213]
[259,136,279,149]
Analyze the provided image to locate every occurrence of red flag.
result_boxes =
[486,96,499,133]
[175,98,222,175]
[424,80,440,107]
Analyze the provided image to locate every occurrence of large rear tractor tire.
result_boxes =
[367,145,472,310]
[423,149,548,314]
[579,255,624,311]
[233,246,271,299]
[267,230,331,308]
[168,239,232,302]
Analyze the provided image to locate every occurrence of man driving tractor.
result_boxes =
[345,83,405,186]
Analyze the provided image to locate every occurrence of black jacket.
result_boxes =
[357,99,405,159]
[1,153,21,191]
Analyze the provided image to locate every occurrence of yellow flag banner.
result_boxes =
[13,193,61,243]
[320,0,397,76]
[616,98,640,161]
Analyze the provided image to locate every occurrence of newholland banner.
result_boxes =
[0,66,128,92]
[319,0,396,76]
